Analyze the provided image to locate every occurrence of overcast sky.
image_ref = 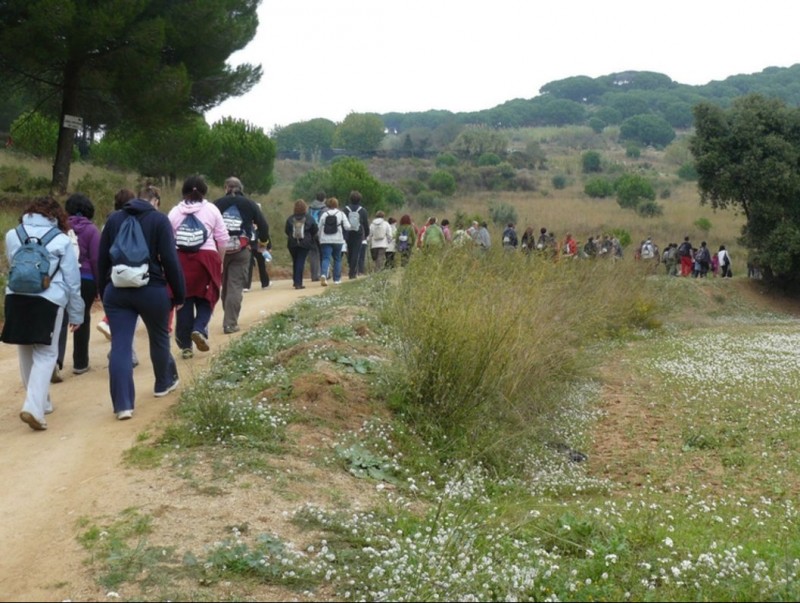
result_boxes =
[205,0,800,133]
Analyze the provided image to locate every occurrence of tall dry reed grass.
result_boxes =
[387,245,657,473]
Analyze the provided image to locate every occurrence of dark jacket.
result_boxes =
[343,203,369,239]
[285,213,319,250]
[214,192,269,243]
[98,199,186,305]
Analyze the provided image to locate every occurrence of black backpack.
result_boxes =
[323,212,339,235]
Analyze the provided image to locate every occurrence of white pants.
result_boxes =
[18,307,63,422]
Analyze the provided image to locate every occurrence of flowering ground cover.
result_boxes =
[78,274,800,602]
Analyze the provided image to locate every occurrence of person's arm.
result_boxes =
[252,201,270,244]
[97,221,113,295]
[156,216,185,307]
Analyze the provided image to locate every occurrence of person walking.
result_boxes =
[214,176,269,334]
[718,245,732,278]
[395,214,417,266]
[317,196,350,286]
[60,193,101,375]
[246,222,270,290]
[2,197,84,430]
[307,191,327,282]
[168,175,229,359]
[285,199,319,289]
[98,185,185,420]
[343,190,369,279]
[368,210,391,271]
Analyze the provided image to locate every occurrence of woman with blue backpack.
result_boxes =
[1,197,84,431]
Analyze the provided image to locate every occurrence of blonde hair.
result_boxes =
[326,196,339,209]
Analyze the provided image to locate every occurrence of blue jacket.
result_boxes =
[98,199,186,304]
[4,213,85,325]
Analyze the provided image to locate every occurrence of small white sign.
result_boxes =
[63,115,83,130]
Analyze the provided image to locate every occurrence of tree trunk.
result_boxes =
[52,62,80,195]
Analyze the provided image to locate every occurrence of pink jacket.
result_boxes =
[168,200,230,252]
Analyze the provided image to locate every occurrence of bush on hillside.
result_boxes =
[584,177,615,198]
[488,200,517,225]
[428,170,456,196]
[582,150,602,173]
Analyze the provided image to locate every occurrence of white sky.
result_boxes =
[205,0,800,133]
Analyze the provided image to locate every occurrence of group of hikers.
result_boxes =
[2,175,275,430]
[2,176,736,432]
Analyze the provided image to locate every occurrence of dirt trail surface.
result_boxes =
[0,279,324,601]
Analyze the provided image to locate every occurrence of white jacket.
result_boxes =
[369,218,390,249]
[317,208,350,245]
[5,213,84,324]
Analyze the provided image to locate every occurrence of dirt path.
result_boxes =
[0,279,325,601]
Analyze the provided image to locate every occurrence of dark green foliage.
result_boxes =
[619,114,676,147]
[551,174,567,189]
[414,191,446,210]
[588,117,606,133]
[203,118,275,194]
[582,151,602,173]
[292,168,331,203]
[428,170,457,196]
[615,173,655,209]
[477,152,502,166]
[584,177,614,198]
[0,0,262,192]
[9,112,61,159]
[690,94,800,284]
[625,145,641,158]
[636,200,663,217]
[677,162,699,181]
[435,152,458,167]
[694,217,712,233]
[332,113,385,153]
[273,118,335,160]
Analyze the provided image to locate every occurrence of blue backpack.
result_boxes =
[175,213,208,252]
[7,225,62,294]
[109,214,150,288]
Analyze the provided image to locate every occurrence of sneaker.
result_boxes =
[181,348,194,360]
[132,351,139,368]
[242,288,251,293]
[223,326,240,334]
[320,276,327,287]
[96,320,112,341]
[73,366,90,375]
[20,411,47,431]
[333,281,341,285]
[191,330,209,352]
[45,400,54,415]
[261,284,270,289]
[154,378,180,397]
[51,366,63,384]
[116,410,133,420]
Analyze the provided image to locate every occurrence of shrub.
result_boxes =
[677,162,699,180]
[488,200,517,225]
[551,174,567,189]
[414,191,446,210]
[588,117,605,133]
[435,153,458,167]
[0,165,30,192]
[476,152,502,166]
[584,177,614,198]
[428,170,457,196]
[9,111,63,159]
[73,172,127,219]
[626,144,641,158]
[581,150,602,173]
[694,217,712,233]
[637,200,663,217]
[615,173,655,210]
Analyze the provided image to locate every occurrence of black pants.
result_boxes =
[345,231,364,279]
[248,244,269,288]
[57,277,97,370]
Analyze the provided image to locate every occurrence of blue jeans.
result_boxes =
[103,284,177,413]
[320,243,344,282]
[175,297,212,350]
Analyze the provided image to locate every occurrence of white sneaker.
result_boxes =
[96,321,112,341]
[320,276,327,287]
[154,378,180,397]
[116,410,133,420]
